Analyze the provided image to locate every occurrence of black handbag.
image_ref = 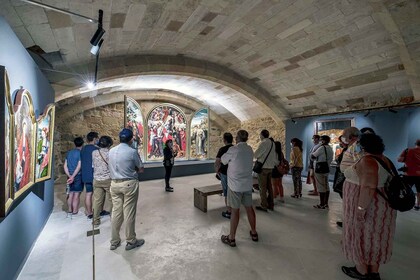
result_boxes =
[253,142,273,174]
[314,146,330,174]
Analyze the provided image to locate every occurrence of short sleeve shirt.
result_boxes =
[405,147,420,176]
[109,143,144,180]
[92,148,111,181]
[81,144,98,183]
[216,144,233,175]
[66,149,81,175]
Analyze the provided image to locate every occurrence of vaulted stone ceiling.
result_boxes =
[1,0,419,121]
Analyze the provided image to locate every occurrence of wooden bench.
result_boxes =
[194,184,223,212]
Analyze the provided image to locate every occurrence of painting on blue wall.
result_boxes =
[35,104,55,183]
[13,89,36,199]
[190,108,209,160]
[314,118,354,165]
[1,66,14,217]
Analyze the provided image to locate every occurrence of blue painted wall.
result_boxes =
[0,16,55,280]
[285,107,420,173]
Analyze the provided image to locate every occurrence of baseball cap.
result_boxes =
[119,128,133,140]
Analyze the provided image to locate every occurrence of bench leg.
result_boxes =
[194,189,207,212]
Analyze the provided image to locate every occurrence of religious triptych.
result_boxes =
[0,66,56,217]
[124,96,209,162]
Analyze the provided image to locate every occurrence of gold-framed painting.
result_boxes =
[12,89,36,199]
[190,108,209,160]
[146,103,187,161]
[124,96,145,161]
[314,118,355,164]
[35,104,55,183]
[1,66,14,217]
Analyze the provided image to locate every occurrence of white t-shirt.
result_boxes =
[221,142,254,192]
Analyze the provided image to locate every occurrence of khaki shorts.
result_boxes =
[227,188,252,209]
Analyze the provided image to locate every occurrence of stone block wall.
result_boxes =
[227,117,286,154]
[54,103,285,180]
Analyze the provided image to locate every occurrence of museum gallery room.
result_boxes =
[1,0,420,279]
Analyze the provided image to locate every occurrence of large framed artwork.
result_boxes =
[1,66,14,216]
[35,104,55,183]
[190,108,209,160]
[13,89,36,199]
[146,104,187,161]
[124,96,145,160]
[314,118,354,165]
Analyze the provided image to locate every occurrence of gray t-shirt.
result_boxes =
[109,143,143,180]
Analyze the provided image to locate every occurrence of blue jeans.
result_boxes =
[220,173,228,197]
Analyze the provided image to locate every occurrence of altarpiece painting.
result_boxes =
[13,89,36,199]
[35,104,55,182]
[124,96,145,160]
[190,108,209,159]
[146,104,187,161]
[1,66,13,216]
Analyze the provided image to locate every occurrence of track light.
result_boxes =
[388,107,397,114]
[90,27,105,46]
[291,119,297,124]
[90,39,104,55]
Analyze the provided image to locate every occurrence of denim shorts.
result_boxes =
[69,175,83,193]
[227,188,252,209]
[84,182,93,193]
[220,173,228,197]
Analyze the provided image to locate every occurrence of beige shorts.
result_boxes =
[227,188,253,209]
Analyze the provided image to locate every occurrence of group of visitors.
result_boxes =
[63,124,419,271]
[215,125,419,280]
[64,132,111,222]
[65,129,146,251]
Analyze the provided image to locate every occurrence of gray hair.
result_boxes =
[343,127,360,139]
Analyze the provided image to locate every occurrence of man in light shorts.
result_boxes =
[220,130,258,247]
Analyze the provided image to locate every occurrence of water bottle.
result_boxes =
[66,184,70,195]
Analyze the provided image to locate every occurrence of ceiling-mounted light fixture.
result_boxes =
[90,39,104,56]
[291,119,297,124]
[388,107,398,113]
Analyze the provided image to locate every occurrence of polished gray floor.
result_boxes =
[18,174,420,280]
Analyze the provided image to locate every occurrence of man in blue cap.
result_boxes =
[108,128,145,251]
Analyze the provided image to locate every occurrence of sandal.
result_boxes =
[341,266,369,279]
[221,235,236,247]
[249,231,258,242]
[313,204,326,209]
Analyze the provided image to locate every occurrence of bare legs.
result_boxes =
[229,206,257,240]
[67,192,81,214]
[271,177,284,201]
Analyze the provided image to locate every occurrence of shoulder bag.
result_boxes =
[253,142,273,174]
[314,146,329,174]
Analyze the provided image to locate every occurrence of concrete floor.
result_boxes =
[18,174,420,280]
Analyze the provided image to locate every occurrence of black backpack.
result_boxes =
[371,156,415,212]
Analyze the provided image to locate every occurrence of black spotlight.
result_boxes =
[388,107,397,113]
[90,27,105,46]
[90,10,105,47]
[291,119,297,124]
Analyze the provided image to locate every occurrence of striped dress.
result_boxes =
[342,161,397,264]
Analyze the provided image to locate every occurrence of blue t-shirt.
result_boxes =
[66,149,81,176]
[80,144,98,183]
